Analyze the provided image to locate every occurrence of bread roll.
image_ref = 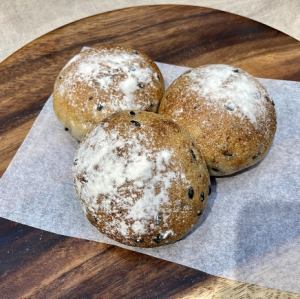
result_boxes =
[159,64,276,176]
[53,45,164,140]
[73,111,210,247]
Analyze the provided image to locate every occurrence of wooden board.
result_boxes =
[1,5,300,298]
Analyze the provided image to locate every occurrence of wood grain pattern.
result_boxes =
[1,5,300,298]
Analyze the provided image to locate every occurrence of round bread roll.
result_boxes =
[73,111,210,247]
[159,64,276,176]
[53,45,164,140]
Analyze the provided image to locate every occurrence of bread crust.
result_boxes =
[73,111,210,247]
[159,64,276,176]
[53,45,164,140]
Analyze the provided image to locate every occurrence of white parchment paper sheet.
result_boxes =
[0,62,299,293]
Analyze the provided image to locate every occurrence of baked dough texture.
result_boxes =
[159,64,276,176]
[73,111,210,247]
[53,45,164,140]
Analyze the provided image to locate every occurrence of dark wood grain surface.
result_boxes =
[1,5,300,298]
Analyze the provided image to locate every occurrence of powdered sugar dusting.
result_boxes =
[74,124,189,239]
[173,107,184,117]
[58,47,158,111]
[187,64,267,126]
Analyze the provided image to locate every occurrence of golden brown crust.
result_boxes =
[73,111,210,247]
[159,64,277,176]
[53,45,164,140]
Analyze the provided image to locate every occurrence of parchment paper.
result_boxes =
[0,62,299,293]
